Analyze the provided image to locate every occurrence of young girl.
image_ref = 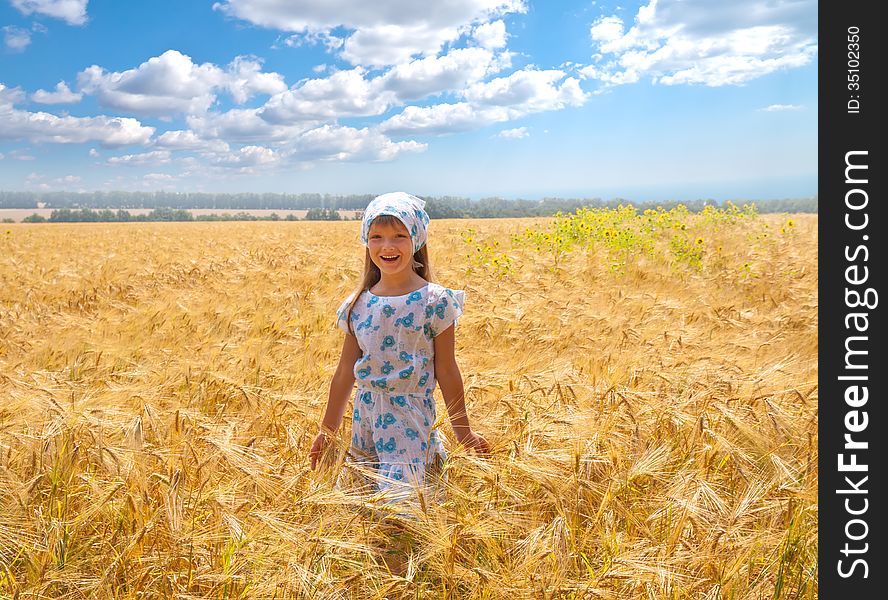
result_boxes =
[309,191,489,504]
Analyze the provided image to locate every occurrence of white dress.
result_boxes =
[335,282,464,497]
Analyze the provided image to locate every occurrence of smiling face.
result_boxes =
[367,217,414,276]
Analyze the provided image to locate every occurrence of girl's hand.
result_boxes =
[309,431,329,470]
[458,430,490,454]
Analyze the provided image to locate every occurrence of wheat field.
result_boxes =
[0,213,817,599]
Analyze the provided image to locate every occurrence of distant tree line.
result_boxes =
[3,191,817,223]
[1,191,374,210]
[21,207,350,223]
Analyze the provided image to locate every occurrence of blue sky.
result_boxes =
[0,0,817,201]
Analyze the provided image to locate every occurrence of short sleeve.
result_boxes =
[430,287,465,337]
[335,293,356,335]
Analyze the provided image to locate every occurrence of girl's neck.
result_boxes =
[372,272,427,295]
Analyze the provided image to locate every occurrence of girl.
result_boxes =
[309,191,489,505]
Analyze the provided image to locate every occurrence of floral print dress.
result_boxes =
[335,282,465,498]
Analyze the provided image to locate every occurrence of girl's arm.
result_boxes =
[434,324,489,453]
[310,332,362,469]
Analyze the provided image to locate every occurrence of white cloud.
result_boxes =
[58,174,81,183]
[464,68,587,111]
[589,16,624,46]
[88,148,99,157]
[77,50,286,117]
[380,68,586,135]
[287,124,426,162]
[498,126,527,139]
[11,0,89,26]
[380,47,508,101]
[78,50,223,116]
[0,83,27,106]
[214,0,527,66]
[1,84,155,146]
[380,102,509,135]
[585,0,817,87]
[340,23,462,67]
[187,108,318,144]
[283,30,344,51]
[212,145,279,168]
[3,26,31,51]
[31,81,83,104]
[260,67,394,122]
[155,129,231,153]
[261,46,511,124]
[472,19,507,49]
[760,103,803,112]
[107,150,172,166]
[143,173,176,182]
[224,55,288,103]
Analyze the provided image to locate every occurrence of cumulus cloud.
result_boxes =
[1,113,152,145]
[212,145,279,169]
[3,26,31,51]
[261,46,511,124]
[11,0,89,26]
[286,124,427,162]
[31,81,83,104]
[340,23,462,67]
[155,129,230,153]
[214,0,526,66]
[585,0,817,87]
[1,84,154,146]
[187,108,318,144]
[107,150,172,166]
[380,68,586,135]
[260,67,394,123]
[498,126,527,139]
[0,83,26,106]
[223,55,288,103]
[77,50,223,115]
[380,47,508,101]
[472,19,507,49]
[465,68,587,111]
[77,50,286,116]
[380,102,509,135]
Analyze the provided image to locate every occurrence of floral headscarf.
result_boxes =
[360,192,430,255]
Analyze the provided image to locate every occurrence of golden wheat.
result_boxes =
[0,214,817,599]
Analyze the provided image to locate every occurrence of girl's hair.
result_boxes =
[343,214,434,336]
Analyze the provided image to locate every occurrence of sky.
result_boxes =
[0,0,817,201]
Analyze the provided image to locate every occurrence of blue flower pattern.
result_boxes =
[395,312,415,328]
[334,283,463,495]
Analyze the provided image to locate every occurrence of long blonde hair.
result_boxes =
[343,214,434,336]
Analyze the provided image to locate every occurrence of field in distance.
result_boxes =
[0,208,362,222]
[0,210,817,598]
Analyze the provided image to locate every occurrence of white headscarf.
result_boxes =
[360,192,431,255]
